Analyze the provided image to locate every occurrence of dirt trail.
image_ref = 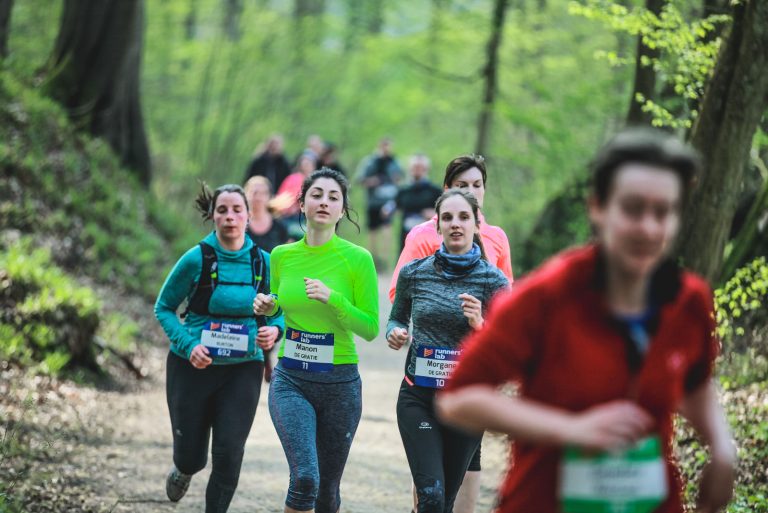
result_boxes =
[79,275,509,512]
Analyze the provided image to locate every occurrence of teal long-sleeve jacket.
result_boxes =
[154,231,284,364]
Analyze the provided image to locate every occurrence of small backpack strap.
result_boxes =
[183,242,217,317]
[250,245,267,328]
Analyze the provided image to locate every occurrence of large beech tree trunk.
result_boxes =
[677,0,768,282]
[47,0,151,186]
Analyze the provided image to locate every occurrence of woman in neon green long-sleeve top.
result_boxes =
[254,167,379,513]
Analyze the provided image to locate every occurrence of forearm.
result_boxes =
[385,319,408,339]
[679,381,736,463]
[265,310,285,339]
[436,385,572,444]
[154,304,197,358]
[328,291,379,341]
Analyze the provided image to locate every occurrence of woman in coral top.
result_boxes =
[390,154,513,302]
[437,128,736,513]
[389,154,513,513]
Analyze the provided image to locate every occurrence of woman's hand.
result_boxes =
[387,327,409,350]
[189,344,213,369]
[566,401,654,451]
[459,293,483,329]
[253,293,276,316]
[304,277,331,304]
[256,326,279,350]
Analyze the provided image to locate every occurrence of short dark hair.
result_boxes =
[299,167,360,232]
[591,128,701,205]
[443,155,487,189]
[194,183,249,220]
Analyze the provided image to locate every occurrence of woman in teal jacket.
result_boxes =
[154,183,284,513]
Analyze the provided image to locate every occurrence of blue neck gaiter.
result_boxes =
[434,242,482,279]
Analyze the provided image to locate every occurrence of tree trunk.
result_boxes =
[294,0,325,18]
[366,1,384,34]
[184,0,197,39]
[343,0,383,51]
[0,0,12,59]
[223,0,243,41]
[626,0,665,125]
[293,0,325,61]
[421,0,448,134]
[720,163,768,282]
[46,0,151,186]
[676,0,768,282]
[476,0,509,156]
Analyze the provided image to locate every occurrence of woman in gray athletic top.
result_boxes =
[387,189,508,513]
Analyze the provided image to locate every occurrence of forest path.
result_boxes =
[81,274,508,513]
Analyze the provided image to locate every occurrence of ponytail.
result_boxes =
[194,181,215,220]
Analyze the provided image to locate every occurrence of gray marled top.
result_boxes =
[387,255,509,380]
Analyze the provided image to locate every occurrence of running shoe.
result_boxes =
[165,465,191,502]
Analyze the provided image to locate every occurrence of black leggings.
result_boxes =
[396,380,481,513]
[166,352,263,513]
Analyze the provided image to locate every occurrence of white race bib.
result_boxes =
[201,321,249,358]
[413,345,461,388]
[560,435,668,513]
[282,327,334,372]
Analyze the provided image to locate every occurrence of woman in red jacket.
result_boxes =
[437,128,736,513]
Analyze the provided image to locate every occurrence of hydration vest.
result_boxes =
[183,242,268,326]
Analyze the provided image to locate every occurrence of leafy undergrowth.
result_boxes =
[0,70,191,300]
[0,235,155,378]
[0,345,167,513]
[0,68,184,511]
[676,379,768,513]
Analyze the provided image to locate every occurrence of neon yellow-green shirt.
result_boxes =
[271,234,379,364]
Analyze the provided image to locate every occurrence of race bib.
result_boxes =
[282,327,334,372]
[560,435,668,513]
[413,345,461,388]
[201,321,249,358]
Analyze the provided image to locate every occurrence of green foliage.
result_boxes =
[6,0,628,260]
[98,313,141,354]
[715,257,768,346]
[0,71,188,298]
[0,238,99,374]
[713,257,768,389]
[517,178,591,273]
[570,0,729,128]
[676,383,768,513]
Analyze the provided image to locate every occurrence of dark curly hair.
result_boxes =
[299,167,360,232]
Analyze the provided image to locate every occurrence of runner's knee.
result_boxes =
[286,472,319,511]
[414,477,445,513]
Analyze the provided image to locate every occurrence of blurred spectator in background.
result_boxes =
[274,150,318,240]
[244,175,292,254]
[243,134,291,191]
[395,154,442,250]
[317,142,346,177]
[357,137,403,271]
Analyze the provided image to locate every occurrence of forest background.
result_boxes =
[0,0,767,511]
